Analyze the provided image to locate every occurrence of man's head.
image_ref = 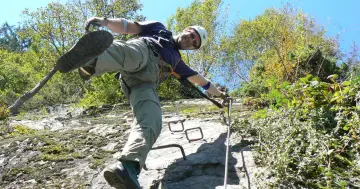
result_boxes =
[175,25,208,50]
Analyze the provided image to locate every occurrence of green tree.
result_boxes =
[223,4,340,95]
[342,43,360,80]
[167,0,228,79]
[20,0,144,56]
[0,49,61,108]
[0,22,31,52]
[9,0,145,113]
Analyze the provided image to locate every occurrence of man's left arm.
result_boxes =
[187,74,225,98]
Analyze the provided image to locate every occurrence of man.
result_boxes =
[55,17,227,189]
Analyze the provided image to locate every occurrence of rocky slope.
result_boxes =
[0,99,267,189]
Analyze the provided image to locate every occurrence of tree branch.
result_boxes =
[9,67,58,114]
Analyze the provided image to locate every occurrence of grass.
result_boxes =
[10,125,36,136]
[163,104,223,116]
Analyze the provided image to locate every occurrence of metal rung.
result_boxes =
[167,119,186,132]
[151,144,186,160]
[144,144,186,171]
[185,127,204,142]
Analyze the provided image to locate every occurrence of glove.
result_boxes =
[85,17,108,31]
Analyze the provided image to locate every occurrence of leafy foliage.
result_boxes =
[223,4,340,93]
[10,125,36,136]
[0,48,81,109]
[20,0,144,56]
[0,102,9,120]
[229,5,359,188]
[341,43,360,80]
[79,73,125,108]
[0,0,146,110]
[237,75,360,188]
[0,22,31,52]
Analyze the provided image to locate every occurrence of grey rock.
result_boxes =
[1,99,267,189]
[101,142,118,151]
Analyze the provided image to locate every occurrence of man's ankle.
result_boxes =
[78,58,97,80]
[120,160,140,175]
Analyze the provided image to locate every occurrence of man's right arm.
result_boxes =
[187,74,226,98]
[105,18,141,34]
[85,17,141,35]
[174,60,227,99]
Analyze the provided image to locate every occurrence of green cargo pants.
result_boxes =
[94,38,162,170]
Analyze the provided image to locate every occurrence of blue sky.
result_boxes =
[0,0,359,54]
[139,0,360,54]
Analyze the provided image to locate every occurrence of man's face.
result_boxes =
[176,28,201,50]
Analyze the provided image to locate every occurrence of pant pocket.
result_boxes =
[132,56,159,83]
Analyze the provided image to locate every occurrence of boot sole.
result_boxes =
[56,30,113,73]
[104,169,141,189]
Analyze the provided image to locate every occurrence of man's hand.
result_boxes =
[219,92,229,100]
[85,17,108,31]
[219,92,231,107]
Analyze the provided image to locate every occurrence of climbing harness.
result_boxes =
[223,97,233,189]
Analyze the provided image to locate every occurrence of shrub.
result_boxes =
[236,75,360,188]
[10,125,36,136]
[79,73,125,108]
[0,101,9,120]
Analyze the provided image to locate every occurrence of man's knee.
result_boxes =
[95,39,150,73]
[133,100,162,138]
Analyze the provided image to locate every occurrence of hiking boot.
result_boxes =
[56,30,113,73]
[103,161,141,189]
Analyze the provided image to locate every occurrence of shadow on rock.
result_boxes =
[150,133,253,189]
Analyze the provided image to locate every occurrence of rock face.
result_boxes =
[137,119,257,189]
[0,99,264,189]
